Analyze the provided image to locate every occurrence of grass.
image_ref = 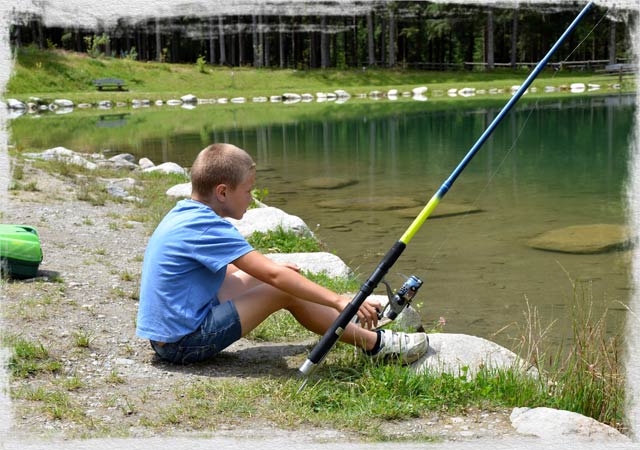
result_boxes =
[2,334,61,378]
[6,47,635,105]
[514,279,627,430]
[156,286,627,437]
[246,226,322,253]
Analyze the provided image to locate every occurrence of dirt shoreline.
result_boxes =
[0,160,519,442]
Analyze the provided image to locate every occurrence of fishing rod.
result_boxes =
[299,1,595,380]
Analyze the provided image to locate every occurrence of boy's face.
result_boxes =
[222,169,256,220]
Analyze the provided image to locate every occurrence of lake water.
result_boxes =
[9,94,636,348]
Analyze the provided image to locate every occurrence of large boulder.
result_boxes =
[227,206,311,238]
[302,177,358,190]
[265,252,351,278]
[23,147,97,170]
[143,162,187,176]
[318,196,421,211]
[166,182,192,198]
[527,224,631,254]
[412,333,534,378]
[397,203,482,219]
[510,407,629,443]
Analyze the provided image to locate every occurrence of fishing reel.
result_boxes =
[379,274,423,323]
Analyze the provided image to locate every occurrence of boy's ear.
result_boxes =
[214,183,228,201]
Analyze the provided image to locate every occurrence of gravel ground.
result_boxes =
[0,161,521,444]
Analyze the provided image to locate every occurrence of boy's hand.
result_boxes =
[337,296,381,330]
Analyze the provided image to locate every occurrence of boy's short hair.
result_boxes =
[191,144,256,196]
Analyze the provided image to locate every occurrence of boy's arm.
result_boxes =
[232,250,380,327]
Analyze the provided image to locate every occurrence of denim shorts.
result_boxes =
[150,300,242,364]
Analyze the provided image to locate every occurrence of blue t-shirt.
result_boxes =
[136,199,254,343]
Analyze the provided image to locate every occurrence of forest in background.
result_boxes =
[8,2,636,72]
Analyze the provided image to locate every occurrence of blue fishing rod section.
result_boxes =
[439,1,595,199]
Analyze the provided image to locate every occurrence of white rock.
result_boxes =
[570,83,586,93]
[252,96,268,103]
[413,333,535,378]
[24,147,97,170]
[510,407,630,443]
[166,99,182,106]
[334,90,351,99]
[387,89,399,96]
[181,94,198,104]
[7,99,26,110]
[412,86,428,95]
[301,93,314,102]
[166,182,192,198]
[226,206,311,238]
[265,252,351,278]
[143,162,187,176]
[457,87,476,97]
[109,153,136,164]
[283,93,301,101]
[231,97,246,103]
[412,94,427,102]
[217,98,228,104]
[54,99,74,108]
[269,96,282,102]
[447,88,458,97]
[155,100,164,106]
[138,157,155,170]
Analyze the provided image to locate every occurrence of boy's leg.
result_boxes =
[218,268,377,351]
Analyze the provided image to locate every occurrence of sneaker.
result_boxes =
[372,330,429,364]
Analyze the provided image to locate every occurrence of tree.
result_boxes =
[367,11,375,66]
[388,7,396,67]
[511,7,518,68]
[219,16,226,65]
[486,7,494,70]
[321,16,329,69]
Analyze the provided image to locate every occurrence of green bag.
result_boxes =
[0,224,43,279]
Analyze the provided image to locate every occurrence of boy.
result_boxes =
[136,143,429,365]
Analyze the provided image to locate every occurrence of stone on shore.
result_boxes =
[527,224,631,254]
[226,206,311,237]
[302,177,358,190]
[510,407,629,442]
[397,203,482,219]
[166,182,192,198]
[318,196,421,211]
[23,147,97,170]
[138,157,155,170]
[265,252,351,278]
[143,162,187,176]
[412,333,534,378]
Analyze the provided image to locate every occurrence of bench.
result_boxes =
[92,78,127,91]
[603,64,635,75]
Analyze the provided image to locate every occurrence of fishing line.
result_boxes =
[425,5,611,269]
